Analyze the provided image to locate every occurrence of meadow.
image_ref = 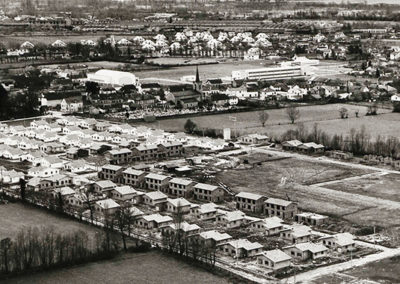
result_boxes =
[138,103,395,140]
[0,203,101,240]
[7,251,230,284]
[213,153,400,228]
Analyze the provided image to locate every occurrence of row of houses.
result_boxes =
[99,165,226,203]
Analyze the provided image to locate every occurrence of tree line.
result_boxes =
[0,226,118,277]
[279,123,400,158]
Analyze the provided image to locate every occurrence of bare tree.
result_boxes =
[115,204,132,252]
[258,111,269,127]
[286,104,300,124]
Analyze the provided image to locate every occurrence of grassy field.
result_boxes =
[0,203,101,240]
[313,256,400,284]
[6,251,230,284]
[212,153,400,228]
[326,173,400,203]
[138,103,395,140]
[214,154,373,216]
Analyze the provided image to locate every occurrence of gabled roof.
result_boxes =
[167,197,191,207]
[200,230,232,242]
[291,242,328,253]
[96,198,120,209]
[95,180,116,188]
[113,185,136,195]
[194,183,219,191]
[123,168,145,176]
[102,164,123,171]
[142,213,172,223]
[169,177,193,186]
[227,239,263,251]
[259,249,291,263]
[145,191,168,200]
[265,198,293,207]
[236,191,264,200]
[145,173,169,181]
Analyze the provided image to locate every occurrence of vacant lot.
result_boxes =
[343,256,400,284]
[326,173,400,203]
[213,153,400,227]
[312,256,400,284]
[7,251,230,284]
[0,203,101,240]
[138,104,395,140]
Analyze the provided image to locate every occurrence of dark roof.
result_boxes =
[169,85,192,92]
[206,78,223,85]
[141,83,161,89]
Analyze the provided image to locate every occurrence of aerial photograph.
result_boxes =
[0,0,400,283]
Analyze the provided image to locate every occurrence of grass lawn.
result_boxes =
[6,251,230,284]
[0,203,101,240]
[326,173,400,203]
[137,103,395,140]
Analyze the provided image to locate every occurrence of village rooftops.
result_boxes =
[96,199,120,209]
[136,144,158,151]
[109,148,132,155]
[283,225,312,238]
[95,180,116,188]
[194,183,219,191]
[54,186,75,196]
[286,242,327,254]
[169,177,193,186]
[236,191,264,200]
[102,164,123,171]
[168,222,200,232]
[258,249,291,263]
[145,173,169,181]
[123,168,145,176]
[227,239,263,251]
[320,233,355,247]
[283,140,303,147]
[167,197,191,207]
[200,230,232,242]
[296,212,327,220]
[255,217,283,229]
[302,142,324,149]
[114,186,137,195]
[265,198,293,207]
[145,191,168,200]
[220,210,246,222]
[198,203,218,213]
[143,213,172,223]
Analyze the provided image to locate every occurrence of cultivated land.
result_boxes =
[138,103,395,140]
[0,203,101,240]
[6,251,230,284]
[325,172,400,203]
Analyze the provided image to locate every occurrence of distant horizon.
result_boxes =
[290,0,400,4]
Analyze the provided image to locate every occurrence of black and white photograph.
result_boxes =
[0,0,399,283]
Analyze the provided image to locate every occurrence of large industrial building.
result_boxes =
[232,66,307,81]
[87,69,138,87]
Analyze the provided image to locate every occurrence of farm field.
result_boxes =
[0,203,101,240]
[325,173,400,203]
[6,251,230,284]
[138,103,394,140]
[212,153,400,227]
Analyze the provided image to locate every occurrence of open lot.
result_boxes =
[213,153,400,228]
[139,103,394,140]
[325,173,400,203]
[0,203,101,240]
[313,256,400,284]
[6,251,230,284]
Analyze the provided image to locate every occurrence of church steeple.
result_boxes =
[193,65,203,100]
[195,65,200,83]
